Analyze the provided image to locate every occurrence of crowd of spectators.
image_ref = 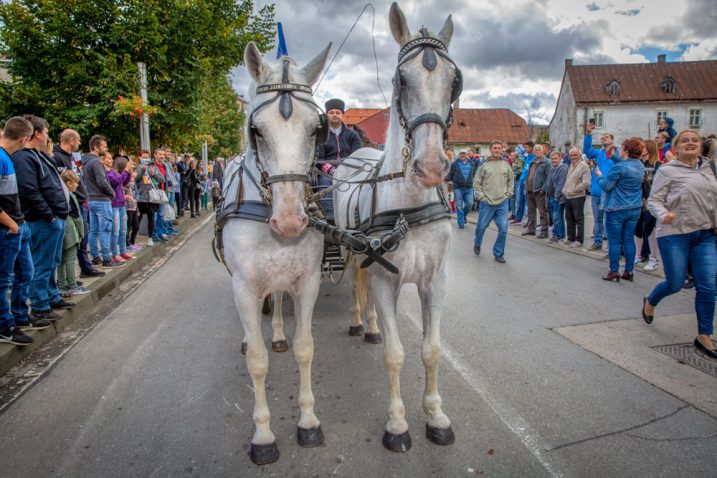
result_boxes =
[445,116,717,359]
[0,115,226,347]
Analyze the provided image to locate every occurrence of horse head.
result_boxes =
[389,2,461,188]
[244,42,331,238]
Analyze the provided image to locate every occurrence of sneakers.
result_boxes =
[102,259,125,268]
[16,317,52,330]
[59,288,73,298]
[51,299,76,310]
[0,327,33,346]
[473,245,481,256]
[458,224,465,229]
[68,286,91,296]
[120,253,134,261]
[549,236,560,243]
[558,238,568,245]
[588,242,602,251]
[570,241,582,248]
[31,309,61,322]
[537,232,549,239]
[146,238,154,246]
[643,258,659,271]
[111,256,123,264]
[509,219,521,225]
[80,268,106,278]
[91,257,101,265]
[127,244,141,251]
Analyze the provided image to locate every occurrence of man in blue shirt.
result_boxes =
[0,117,53,346]
[511,142,534,225]
[445,151,476,228]
[583,122,620,250]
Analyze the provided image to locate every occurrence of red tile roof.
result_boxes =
[343,108,385,126]
[566,60,717,104]
[448,109,531,144]
[355,108,531,145]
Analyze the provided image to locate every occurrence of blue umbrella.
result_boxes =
[276,22,288,59]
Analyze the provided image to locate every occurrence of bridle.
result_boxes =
[393,28,463,164]
[247,58,329,203]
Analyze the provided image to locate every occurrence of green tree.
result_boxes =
[0,0,274,153]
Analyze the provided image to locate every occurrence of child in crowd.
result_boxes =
[58,171,90,296]
[125,163,141,251]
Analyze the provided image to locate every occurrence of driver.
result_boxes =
[317,98,362,183]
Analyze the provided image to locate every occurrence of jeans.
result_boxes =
[591,194,605,245]
[454,187,474,226]
[78,205,93,273]
[28,218,65,312]
[154,203,166,239]
[508,178,519,215]
[548,197,565,239]
[648,229,716,335]
[605,208,641,273]
[88,200,113,261]
[0,223,33,329]
[515,181,526,221]
[474,199,510,257]
[111,206,128,256]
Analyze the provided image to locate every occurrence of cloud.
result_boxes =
[615,8,641,16]
[586,2,600,11]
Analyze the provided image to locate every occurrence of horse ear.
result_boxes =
[389,2,411,46]
[438,15,454,47]
[244,41,270,83]
[300,42,332,86]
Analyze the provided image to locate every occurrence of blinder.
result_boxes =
[393,34,463,143]
[247,58,329,193]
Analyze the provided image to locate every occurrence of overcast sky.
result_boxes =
[231,0,717,125]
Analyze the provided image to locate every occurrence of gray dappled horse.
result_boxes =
[333,2,462,452]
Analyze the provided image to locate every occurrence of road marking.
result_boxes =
[403,311,564,478]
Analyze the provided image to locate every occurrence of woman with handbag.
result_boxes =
[108,155,133,263]
[643,130,717,359]
[135,151,165,246]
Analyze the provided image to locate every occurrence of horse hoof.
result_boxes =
[297,425,324,448]
[250,442,279,465]
[349,325,364,336]
[426,424,455,446]
[241,342,247,355]
[272,340,289,353]
[261,296,272,315]
[364,332,382,344]
[382,430,412,452]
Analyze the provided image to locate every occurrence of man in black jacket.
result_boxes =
[316,98,361,220]
[54,129,105,278]
[522,144,551,238]
[445,151,476,228]
[12,115,74,321]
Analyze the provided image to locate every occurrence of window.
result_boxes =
[605,80,620,96]
[689,108,702,128]
[660,77,676,94]
[656,110,668,125]
[593,111,604,129]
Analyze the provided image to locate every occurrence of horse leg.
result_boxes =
[363,289,382,345]
[419,272,454,445]
[271,292,289,352]
[233,279,278,465]
[291,277,323,447]
[372,275,411,452]
[348,260,365,336]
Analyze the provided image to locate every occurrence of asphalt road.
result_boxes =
[0,221,715,478]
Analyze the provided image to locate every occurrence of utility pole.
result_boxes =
[138,62,151,152]
[202,141,208,176]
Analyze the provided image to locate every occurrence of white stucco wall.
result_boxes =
[549,76,576,149]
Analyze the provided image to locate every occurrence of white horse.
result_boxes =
[333,2,461,451]
[221,41,330,465]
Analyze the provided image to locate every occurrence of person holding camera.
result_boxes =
[135,151,165,246]
[583,121,621,250]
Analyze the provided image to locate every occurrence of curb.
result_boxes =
[0,213,214,376]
